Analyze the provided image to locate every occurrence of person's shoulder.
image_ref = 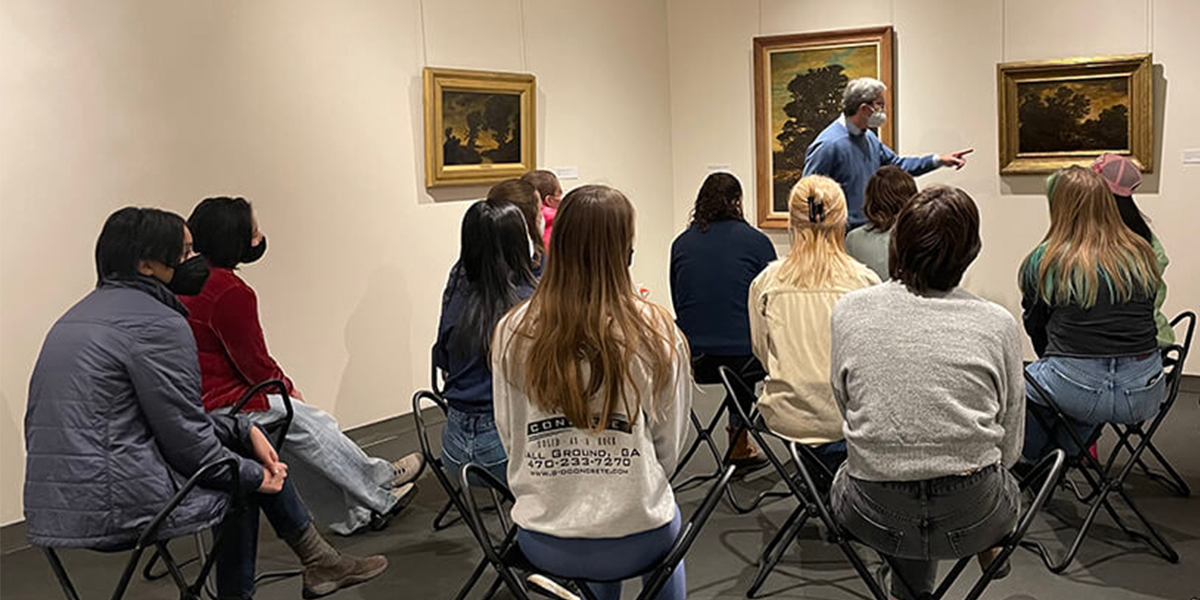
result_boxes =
[949,288,1020,329]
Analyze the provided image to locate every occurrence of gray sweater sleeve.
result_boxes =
[998,319,1027,468]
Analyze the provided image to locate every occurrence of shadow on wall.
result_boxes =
[1,392,25,523]
[1000,64,1167,196]
[332,265,414,429]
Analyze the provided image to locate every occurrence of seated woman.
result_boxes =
[829,186,1024,600]
[748,175,879,467]
[845,165,917,281]
[434,199,537,484]
[670,172,776,467]
[488,178,545,275]
[182,197,422,536]
[24,207,385,600]
[1091,153,1174,347]
[493,185,692,600]
[1020,166,1165,461]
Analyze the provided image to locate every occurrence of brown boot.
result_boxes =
[976,547,1011,579]
[727,427,769,472]
[285,523,389,599]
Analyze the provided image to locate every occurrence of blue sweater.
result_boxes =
[670,220,776,356]
[802,117,941,227]
[434,264,535,413]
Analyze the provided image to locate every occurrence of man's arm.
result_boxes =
[127,317,263,493]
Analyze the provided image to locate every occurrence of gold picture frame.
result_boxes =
[423,67,536,187]
[753,26,894,229]
[997,54,1152,174]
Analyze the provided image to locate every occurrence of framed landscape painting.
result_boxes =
[424,67,536,187]
[997,54,1152,174]
[753,26,894,229]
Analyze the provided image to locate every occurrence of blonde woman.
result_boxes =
[1020,166,1164,462]
[493,185,692,600]
[748,175,879,467]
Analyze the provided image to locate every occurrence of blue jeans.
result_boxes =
[441,407,508,486]
[1022,354,1165,461]
[216,478,312,599]
[516,507,685,600]
[249,395,397,535]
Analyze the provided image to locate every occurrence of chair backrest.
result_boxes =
[638,465,736,600]
[227,379,293,448]
[717,365,759,432]
[412,389,449,486]
[459,463,518,570]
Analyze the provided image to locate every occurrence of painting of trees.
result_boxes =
[771,64,851,211]
[1017,78,1129,153]
[442,91,522,166]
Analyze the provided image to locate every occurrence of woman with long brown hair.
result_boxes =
[1020,165,1164,462]
[748,174,879,468]
[492,185,692,600]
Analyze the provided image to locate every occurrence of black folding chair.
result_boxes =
[671,355,766,493]
[42,458,242,600]
[460,462,736,600]
[715,366,844,597]
[789,443,1066,600]
[1106,311,1195,497]
[142,379,297,596]
[1021,340,1188,572]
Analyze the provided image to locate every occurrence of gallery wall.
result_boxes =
[667,0,1199,366]
[0,0,675,525]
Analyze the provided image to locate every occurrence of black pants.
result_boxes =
[691,354,765,430]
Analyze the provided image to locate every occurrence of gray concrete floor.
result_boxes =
[3,384,1199,600]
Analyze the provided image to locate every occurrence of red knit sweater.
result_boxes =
[180,268,296,412]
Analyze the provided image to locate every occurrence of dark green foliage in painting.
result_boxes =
[1018,83,1129,153]
[772,64,849,211]
[443,92,522,165]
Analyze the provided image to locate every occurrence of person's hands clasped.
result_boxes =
[249,425,288,494]
[939,148,974,170]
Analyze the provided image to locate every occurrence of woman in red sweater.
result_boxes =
[182,196,422,536]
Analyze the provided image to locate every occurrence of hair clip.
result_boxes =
[808,194,825,223]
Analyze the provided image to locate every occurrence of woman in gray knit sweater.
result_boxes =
[829,186,1025,600]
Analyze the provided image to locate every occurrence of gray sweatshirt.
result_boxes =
[830,281,1025,482]
[493,303,692,538]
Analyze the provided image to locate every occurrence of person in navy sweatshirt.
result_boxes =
[670,172,776,468]
[802,77,973,229]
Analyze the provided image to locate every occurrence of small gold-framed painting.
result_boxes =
[423,67,536,187]
[997,54,1152,174]
[753,26,894,229]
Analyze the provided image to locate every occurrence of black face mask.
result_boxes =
[169,255,211,296]
[243,236,267,264]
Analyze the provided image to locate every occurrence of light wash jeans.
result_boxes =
[249,395,397,535]
[1022,354,1165,461]
[441,407,508,487]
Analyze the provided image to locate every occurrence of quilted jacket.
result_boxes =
[24,277,263,549]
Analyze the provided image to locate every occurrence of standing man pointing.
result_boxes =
[803,77,973,229]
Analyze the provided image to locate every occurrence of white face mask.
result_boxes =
[528,236,536,259]
[867,107,887,129]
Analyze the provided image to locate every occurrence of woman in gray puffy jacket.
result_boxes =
[23,207,386,599]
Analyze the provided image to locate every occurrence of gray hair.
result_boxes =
[842,77,886,116]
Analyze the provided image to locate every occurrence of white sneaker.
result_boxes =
[390,452,424,487]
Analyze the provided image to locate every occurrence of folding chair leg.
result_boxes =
[746,505,811,598]
[154,541,191,592]
[109,547,147,600]
[1136,444,1191,497]
[454,556,491,600]
[433,497,464,531]
[43,548,82,600]
[671,409,725,491]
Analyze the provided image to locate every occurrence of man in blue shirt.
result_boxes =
[803,77,973,228]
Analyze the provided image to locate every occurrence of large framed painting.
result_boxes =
[753,26,894,229]
[424,67,536,187]
[997,54,1152,174]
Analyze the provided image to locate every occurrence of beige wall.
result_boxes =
[2,0,1196,527]
[667,0,1199,365]
[0,0,674,525]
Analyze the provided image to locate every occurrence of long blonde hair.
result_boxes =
[776,175,861,287]
[499,185,680,431]
[1020,166,1159,307]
